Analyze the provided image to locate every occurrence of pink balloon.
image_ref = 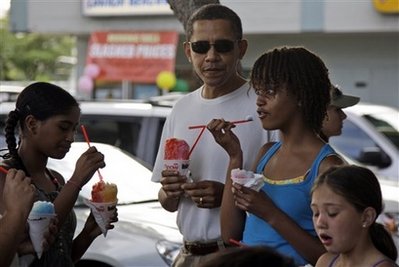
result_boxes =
[84,63,100,78]
[78,75,94,93]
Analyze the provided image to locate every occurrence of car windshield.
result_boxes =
[363,113,399,149]
[48,142,159,205]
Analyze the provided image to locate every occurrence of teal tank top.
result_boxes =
[242,142,336,266]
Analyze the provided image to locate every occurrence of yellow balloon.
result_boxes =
[156,71,176,90]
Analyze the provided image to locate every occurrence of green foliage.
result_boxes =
[0,16,75,81]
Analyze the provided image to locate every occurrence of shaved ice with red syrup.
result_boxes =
[163,138,190,177]
[164,138,190,160]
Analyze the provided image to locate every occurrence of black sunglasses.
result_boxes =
[188,40,236,54]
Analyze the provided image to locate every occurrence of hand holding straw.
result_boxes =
[187,116,253,157]
[188,115,253,130]
[188,125,206,158]
[80,125,104,181]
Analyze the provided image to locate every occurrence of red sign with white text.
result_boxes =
[86,31,178,82]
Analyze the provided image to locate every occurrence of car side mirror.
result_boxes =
[358,147,391,168]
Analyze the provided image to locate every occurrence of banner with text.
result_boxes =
[82,0,173,16]
[86,31,178,83]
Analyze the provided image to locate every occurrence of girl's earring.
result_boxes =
[362,222,367,228]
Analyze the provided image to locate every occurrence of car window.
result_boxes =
[363,114,399,150]
[330,120,383,161]
[79,115,142,157]
[135,116,166,167]
[78,114,166,168]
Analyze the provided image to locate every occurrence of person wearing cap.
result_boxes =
[320,85,360,142]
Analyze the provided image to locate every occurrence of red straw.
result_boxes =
[228,238,246,247]
[189,118,252,130]
[188,126,206,158]
[80,125,104,181]
[0,166,8,174]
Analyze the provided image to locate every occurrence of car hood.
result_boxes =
[75,201,182,266]
[49,142,160,204]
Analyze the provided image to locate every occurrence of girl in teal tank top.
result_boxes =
[208,47,345,266]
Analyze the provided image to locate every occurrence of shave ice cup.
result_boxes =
[163,138,191,179]
[28,201,56,259]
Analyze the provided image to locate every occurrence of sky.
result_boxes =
[0,0,10,18]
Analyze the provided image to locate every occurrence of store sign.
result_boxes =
[82,0,173,16]
[86,31,178,82]
[373,0,399,13]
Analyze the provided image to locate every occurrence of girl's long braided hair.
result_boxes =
[2,82,79,175]
[250,46,331,133]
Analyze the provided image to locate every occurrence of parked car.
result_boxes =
[47,142,182,267]
[330,103,399,181]
[0,84,24,102]
[377,177,399,259]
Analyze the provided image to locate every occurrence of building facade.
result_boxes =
[9,0,399,107]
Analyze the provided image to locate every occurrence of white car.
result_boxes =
[48,142,182,267]
[330,103,399,181]
[377,177,399,260]
[0,84,24,102]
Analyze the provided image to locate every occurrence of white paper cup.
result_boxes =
[84,199,117,237]
[231,177,254,186]
[163,159,190,176]
[231,174,264,192]
[28,213,56,259]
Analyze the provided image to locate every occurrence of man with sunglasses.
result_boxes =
[151,4,272,266]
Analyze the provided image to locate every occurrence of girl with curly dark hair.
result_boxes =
[208,46,345,266]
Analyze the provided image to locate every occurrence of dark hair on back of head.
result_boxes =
[3,82,79,173]
[185,4,243,41]
[312,165,397,261]
[250,46,331,132]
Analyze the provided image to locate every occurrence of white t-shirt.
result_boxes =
[152,82,272,242]
[10,254,19,267]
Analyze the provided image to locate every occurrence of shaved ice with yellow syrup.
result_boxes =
[84,180,118,236]
[91,180,118,203]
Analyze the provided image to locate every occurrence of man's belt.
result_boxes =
[184,240,223,255]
